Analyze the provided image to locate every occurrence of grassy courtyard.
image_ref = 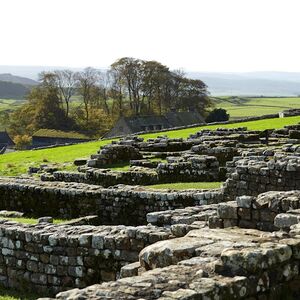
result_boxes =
[146,182,221,190]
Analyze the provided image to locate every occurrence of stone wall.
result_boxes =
[223,155,300,199]
[46,226,300,300]
[87,144,143,168]
[0,220,172,296]
[157,154,220,182]
[213,190,300,231]
[0,178,224,224]
[191,143,239,165]
[279,108,300,118]
[45,154,222,186]
[45,167,160,187]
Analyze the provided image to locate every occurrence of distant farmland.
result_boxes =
[214,97,300,119]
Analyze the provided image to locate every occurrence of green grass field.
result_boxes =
[0,287,37,300]
[146,182,221,190]
[0,217,66,225]
[214,97,300,119]
[0,99,26,112]
[1,115,300,176]
[0,99,26,130]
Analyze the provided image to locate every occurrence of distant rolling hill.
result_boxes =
[0,73,38,86]
[188,72,300,96]
[0,73,38,99]
[0,81,30,99]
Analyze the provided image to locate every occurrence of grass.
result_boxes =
[0,99,26,130]
[1,115,300,176]
[0,99,26,112]
[214,96,300,119]
[0,217,66,225]
[146,182,221,190]
[33,129,92,139]
[0,287,37,300]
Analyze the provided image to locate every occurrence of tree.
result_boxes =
[111,57,144,115]
[14,135,32,150]
[9,82,74,136]
[53,70,78,117]
[77,68,100,125]
[141,60,170,114]
[109,69,125,117]
[205,108,229,123]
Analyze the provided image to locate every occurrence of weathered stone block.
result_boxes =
[217,202,238,219]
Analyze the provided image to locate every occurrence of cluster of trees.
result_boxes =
[6,57,211,138]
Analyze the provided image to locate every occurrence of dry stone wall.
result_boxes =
[157,154,220,182]
[45,167,159,187]
[46,227,300,300]
[224,155,300,199]
[87,144,142,168]
[44,154,221,186]
[213,190,300,231]
[0,178,224,224]
[0,220,172,296]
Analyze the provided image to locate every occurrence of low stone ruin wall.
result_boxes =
[45,154,222,186]
[46,167,160,187]
[213,190,300,231]
[0,178,224,224]
[223,155,300,199]
[47,226,300,300]
[191,143,239,165]
[0,220,172,295]
[87,144,143,168]
[157,154,220,182]
[147,204,218,237]
[138,138,197,152]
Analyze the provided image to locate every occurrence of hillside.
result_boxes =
[0,73,38,86]
[189,71,300,96]
[0,73,38,99]
[0,81,30,99]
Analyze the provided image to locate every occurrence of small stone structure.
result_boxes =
[87,144,142,168]
[279,108,300,118]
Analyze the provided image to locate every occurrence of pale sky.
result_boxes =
[1,0,300,72]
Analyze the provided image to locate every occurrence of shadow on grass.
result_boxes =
[0,286,38,300]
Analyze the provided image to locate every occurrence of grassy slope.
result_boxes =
[1,115,300,176]
[215,97,300,119]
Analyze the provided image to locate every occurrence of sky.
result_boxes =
[1,0,300,72]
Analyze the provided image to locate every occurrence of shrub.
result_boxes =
[206,108,229,123]
[14,135,32,150]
